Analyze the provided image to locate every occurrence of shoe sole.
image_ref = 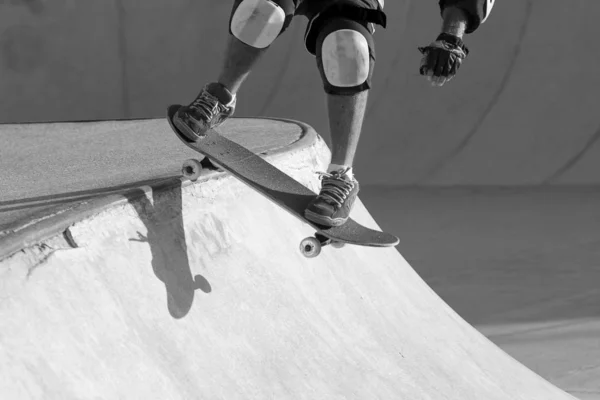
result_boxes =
[304,209,348,227]
[173,112,208,141]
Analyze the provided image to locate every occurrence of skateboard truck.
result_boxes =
[182,158,223,181]
[300,233,345,258]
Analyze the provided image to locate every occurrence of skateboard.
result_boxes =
[167,104,399,258]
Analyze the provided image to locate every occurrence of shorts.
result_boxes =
[297,0,386,54]
[296,0,381,20]
[230,0,386,55]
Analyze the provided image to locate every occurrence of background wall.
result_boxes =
[2,0,599,185]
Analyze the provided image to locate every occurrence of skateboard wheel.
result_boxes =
[331,241,346,249]
[300,237,321,258]
[182,158,204,181]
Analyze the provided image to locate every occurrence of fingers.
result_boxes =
[418,38,468,87]
[420,54,453,87]
[425,71,449,87]
[422,56,460,87]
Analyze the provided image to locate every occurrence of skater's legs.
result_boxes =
[326,91,369,170]
[302,0,386,227]
[172,0,296,139]
[315,17,376,173]
[218,0,296,94]
[217,36,267,95]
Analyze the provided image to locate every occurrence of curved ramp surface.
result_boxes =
[0,144,576,399]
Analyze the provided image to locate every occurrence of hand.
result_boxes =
[418,33,469,87]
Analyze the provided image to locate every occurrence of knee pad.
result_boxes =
[304,0,386,55]
[315,19,375,95]
[229,0,293,49]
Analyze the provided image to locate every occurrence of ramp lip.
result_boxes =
[0,117,319,262]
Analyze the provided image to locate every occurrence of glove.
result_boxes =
[418,33,469,86]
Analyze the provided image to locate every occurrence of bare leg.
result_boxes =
[172,34,269,139]
[217,36,268,95]
[304,90,368,226]
[326,91,369,168]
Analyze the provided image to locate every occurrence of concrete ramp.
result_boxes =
[0,123,576,399]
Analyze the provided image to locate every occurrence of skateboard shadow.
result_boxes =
[124,180,212,319]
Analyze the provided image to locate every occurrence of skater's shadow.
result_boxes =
[125,180,211,319]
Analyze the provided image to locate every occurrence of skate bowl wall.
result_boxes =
[1,0,599,186]
[0,129,577,399]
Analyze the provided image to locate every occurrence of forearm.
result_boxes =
[441,6,469,38]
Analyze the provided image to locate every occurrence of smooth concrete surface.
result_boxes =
[0,117,308,231]
[1,0,599,186]
[361,186,600,399]
[0,143,577,399]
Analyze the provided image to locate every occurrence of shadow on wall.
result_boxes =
[124,181,213,319]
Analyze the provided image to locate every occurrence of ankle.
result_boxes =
[327,163,354,180]
[206,82,235,105]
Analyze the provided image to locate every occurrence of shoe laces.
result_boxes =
[316,169,355,208]
[189,90,225,121]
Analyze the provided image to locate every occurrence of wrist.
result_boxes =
[441,6,469,38]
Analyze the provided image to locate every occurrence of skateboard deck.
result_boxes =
[167,104,399,257]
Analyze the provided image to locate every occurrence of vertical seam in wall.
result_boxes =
[544,122,600,184]
[116,0,130,118]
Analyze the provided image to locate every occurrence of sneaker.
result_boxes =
[304,168,359,227]
[173,82,236,141]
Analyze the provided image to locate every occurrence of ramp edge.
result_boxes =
[0,117,327,263]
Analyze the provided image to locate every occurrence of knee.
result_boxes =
[229,0,295,49]
[315,19,375,95]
